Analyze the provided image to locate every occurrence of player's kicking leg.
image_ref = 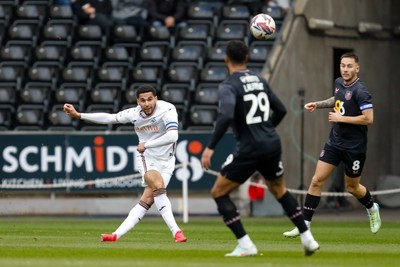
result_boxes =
[101,187,154,242]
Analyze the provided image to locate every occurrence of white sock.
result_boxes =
[154,192,180,236]
[305,220,311,228]
[300,229,314,245]
[238,234,254,248]
[114,204,148,239]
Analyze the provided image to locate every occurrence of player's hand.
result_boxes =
[201,147,214,170]
[137,142,146,153]
[328,108,341,122]
[304,102,317,112]
[63,103,81,119]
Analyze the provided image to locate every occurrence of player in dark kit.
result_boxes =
[200,40,319,257]
[283,52,381,238]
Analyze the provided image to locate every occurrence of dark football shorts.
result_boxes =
[319,143,366,178]
[220,151,284,184]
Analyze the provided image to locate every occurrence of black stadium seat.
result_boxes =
[0,0,280,131]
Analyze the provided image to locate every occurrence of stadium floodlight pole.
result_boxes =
[298,88,306,207]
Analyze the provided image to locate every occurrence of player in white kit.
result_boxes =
[63,84,187,242]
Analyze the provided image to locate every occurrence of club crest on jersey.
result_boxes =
[345,90,352,100]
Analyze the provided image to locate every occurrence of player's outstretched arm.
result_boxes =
[64,103,119,124]
[304,97,335,112]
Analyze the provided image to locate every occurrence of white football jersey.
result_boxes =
[116,100,179,160]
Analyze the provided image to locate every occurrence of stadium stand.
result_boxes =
[0,0,285,131]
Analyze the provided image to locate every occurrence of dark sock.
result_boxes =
[278,191,308,233]
[214,195,246,239]
[357,189,374,209]
[303,193,321,222]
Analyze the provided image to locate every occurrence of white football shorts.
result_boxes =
[136,153,175,187]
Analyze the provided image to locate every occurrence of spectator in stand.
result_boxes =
[74,0,115,33]
[111,0,149,32]
[147,0,187,30]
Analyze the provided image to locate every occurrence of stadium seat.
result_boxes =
[187,2,217,20]
[111,25,139,44]
[76,25,104,42]
[42,20,74,45]
[148,26,170,40]
[175,104,187,129]
[15,104,46,128]
[47,104,76,128]
[0,42,31,63]
[103,46,132,64]
[193,83,219,105]
[139,41,170,62]
[69,45,100,67]
[27,61,60,85]
[0,83,18,104]
[54,83,86,105]
[19,82,52,105]
[0,2,14,27]
[97,62,130,85]
[249,40,273,62]
[166,62,198,84]
[206,41,227,62]
[61,62,93,86]
[0,104,15,129]
[131,62,164,86]
[0,61,26,84]
[178,20,213,41]
[261,5,285,21]
[49,5,74,20]
[171,40,206,63]
[160,83,190,105]
[215,20,248,41]
[188,105,218,127]
[222,5,250,20]
[200,62,228,82]
[90,83,121,105]
[8,20,40,43]
[34,41,67,63]
[16,2,48,23]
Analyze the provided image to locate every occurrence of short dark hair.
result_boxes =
[135,84,157,98]
[341,52,359,64]
[226,40,249,64]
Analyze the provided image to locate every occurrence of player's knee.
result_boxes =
[310,175,324,188]
[345,183,358,195]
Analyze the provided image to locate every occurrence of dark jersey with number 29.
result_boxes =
[207,70,287,157]
[328,77,373,153]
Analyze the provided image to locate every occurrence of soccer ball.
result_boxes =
[250,13,276,40]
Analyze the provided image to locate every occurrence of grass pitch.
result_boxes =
[0,216,399,267]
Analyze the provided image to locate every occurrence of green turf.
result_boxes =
[0,216,398,267]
